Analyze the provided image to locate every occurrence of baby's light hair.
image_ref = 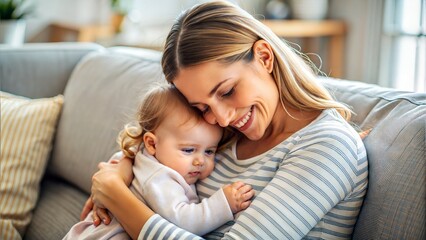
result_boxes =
[117,83,205,158]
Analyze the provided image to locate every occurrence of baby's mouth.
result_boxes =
[188,171,201,177]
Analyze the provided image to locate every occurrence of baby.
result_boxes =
[64,84,254,239]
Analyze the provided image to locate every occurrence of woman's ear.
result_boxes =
[253,40,274,73]
[143,132,157,156]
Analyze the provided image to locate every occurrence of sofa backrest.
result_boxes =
[48,47,165,193]
[0,43,104,98]
[46,47,425,238]
[321,78,425,239]
[5,43,423,239]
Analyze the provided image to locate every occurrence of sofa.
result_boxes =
[0,43,424,240]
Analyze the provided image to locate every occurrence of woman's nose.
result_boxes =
[208,105,232,127]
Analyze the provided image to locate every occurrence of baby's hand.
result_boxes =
[223,181,255,213]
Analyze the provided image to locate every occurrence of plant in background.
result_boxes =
[0,0,32,45]
[0,0,31,20]
[110,0,132,16]
[110,0,133,33]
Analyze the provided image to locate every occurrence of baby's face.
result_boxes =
[153,114,222,185]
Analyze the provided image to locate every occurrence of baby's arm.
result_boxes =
[142,169,249,236]
[222,181,255,213]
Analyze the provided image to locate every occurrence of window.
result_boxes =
[379,0,425,92]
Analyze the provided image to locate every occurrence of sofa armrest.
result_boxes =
[0,43,104,98]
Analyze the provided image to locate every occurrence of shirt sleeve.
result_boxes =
[143,169,233,236]
[223,128,360,239]
[138,214,203,240]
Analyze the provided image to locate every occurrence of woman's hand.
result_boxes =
[106,155,135,186]
[80,155,134,225]
[93,157,154,238]
[80,196,94,221]
[80,197,112,226]
[91,156,134,205]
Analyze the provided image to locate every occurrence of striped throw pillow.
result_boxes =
[0,91,64,239]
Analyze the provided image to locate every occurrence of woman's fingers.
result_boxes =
[98,161,108,169]
[118,157,135,186]
[97,157,134,186]
[92,205,101,227]
[80,197,94,221]
[91,205,111,226]
[96,207,111,225]
[109,159,120,164]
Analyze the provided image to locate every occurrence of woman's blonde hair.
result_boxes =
[117,84,205,158]
[161,1,351,123]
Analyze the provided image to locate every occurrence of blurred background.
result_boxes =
[1,0,425,92]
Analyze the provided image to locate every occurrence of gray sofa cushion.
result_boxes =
[49,49,165,193]
[0,43,103,98]
[321,78,426,239]
[24,178,87,240]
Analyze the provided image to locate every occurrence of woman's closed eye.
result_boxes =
[192,104,210,115]
[220,87,234,98]
[193,88,234,115]
[200,106,210,115]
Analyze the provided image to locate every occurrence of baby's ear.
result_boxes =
[143,132,157,155]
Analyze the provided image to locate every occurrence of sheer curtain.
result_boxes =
[378,0,425,92]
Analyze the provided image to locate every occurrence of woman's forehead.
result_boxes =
[173,63,221,97]
[173,61,242,101]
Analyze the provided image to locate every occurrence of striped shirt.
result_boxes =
[139,109,368,240]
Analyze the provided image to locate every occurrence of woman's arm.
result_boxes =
[81,152,132,225]
[89,156,155,239]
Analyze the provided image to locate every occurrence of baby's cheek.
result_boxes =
[200,160,215,179]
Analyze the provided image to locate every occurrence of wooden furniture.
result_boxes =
[261,20,346,78]
[48,20,346,78]
[49,23,114,42]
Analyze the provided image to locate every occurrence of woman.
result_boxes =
[84,1,368,239]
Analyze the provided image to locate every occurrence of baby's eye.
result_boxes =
[182,148,195,154]
[205,149,216,156]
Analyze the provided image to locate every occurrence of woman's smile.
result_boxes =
[233,106,254,131]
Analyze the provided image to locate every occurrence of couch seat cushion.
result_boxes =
[24,178,88,240]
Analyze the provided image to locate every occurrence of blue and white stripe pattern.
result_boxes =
[139,109,368,240]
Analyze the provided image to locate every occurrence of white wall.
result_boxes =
[26,0,111,41]
[24,0,377,83]
[329,0,383,83]
[25,0,267,40]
